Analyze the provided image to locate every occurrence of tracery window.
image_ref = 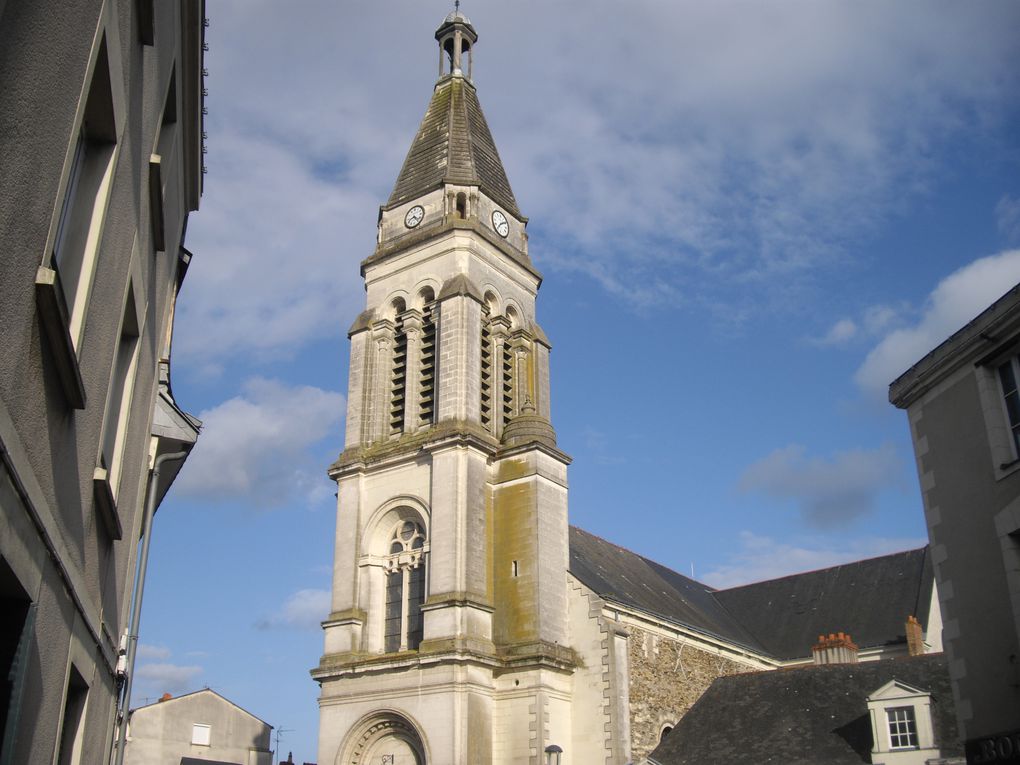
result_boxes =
[383,520,428,652]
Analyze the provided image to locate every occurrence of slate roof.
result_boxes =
[714,546,934,659]
[568,527,764,652]
[567,526,933,661]
[387,76,520,217]
[647,653,961,765]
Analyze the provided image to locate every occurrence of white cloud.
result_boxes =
[136,644,171,660]
[175,378,344,508]
[810,318,858,347]
[700,530,927,588]
[856,250,1020,395]
[739,443,902,528]
[134,663,203,695]
[178,1,1020,363]
[997,195,1020,242]
[257,588,330,631]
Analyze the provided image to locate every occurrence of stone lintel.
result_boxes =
[312,641,501,680]
[322,608,367,627]
[422,591,494,613]
[494,640,578,673]
[347,309,375,337]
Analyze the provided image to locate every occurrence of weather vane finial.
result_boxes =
[454,0,460,12]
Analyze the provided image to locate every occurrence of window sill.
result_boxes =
[93,467,123,540]
[34,267,86,409]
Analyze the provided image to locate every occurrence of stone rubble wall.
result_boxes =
[626,625,749,762]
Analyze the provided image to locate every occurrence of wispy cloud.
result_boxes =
[856,250,1020,396]
[739,443,902,528]
[136,644,171,660]
[256,588,330,631]
[134,663,203,696]
[175,378,344,508]
[810,318,858,347]
[700,530,927,588]
[180,0,1020,363]
[997,194,1020,243]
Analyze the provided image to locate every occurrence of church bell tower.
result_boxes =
[314,10,577,765]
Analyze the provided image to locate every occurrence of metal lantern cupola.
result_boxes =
[436,4,477,80]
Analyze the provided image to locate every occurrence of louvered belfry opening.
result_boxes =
[419,296,437,426]
[480,314,493,429]
[390,312,408,435]
[501,344,514,423]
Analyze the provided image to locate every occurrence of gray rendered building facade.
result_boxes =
[0,2,205,763]
[890,284,1020,759]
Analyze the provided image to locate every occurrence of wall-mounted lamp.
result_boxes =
[545,744,563,765]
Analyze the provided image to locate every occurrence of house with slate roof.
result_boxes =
[567,526,943,761]
[645,653,962,765]
[311,11,945,765]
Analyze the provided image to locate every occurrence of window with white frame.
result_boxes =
[383,520,427,653]
[998,355,1020,458]
[887,706,919,749]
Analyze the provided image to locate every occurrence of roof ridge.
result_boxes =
[714,545,929,593]
[445,78,477,183]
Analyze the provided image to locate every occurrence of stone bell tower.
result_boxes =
[313,9,576,765]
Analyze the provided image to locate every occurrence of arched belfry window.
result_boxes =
[390,299,407,435]
[383,519,428,652]
[419,288,437,426]
[480,301,493,430]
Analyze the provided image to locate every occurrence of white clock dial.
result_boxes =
[404,205,425,228]
[492,210,510,238]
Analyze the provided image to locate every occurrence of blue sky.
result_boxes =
[133,1,1020,760]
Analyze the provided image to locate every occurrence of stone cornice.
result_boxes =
[363,217,541,283]
[329,421,499,478]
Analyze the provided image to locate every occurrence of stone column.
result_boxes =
[370,319,394,442]
[510,330,533,417]
[435,287,483,424]
[344,317,371,450]
[532,324,553,422]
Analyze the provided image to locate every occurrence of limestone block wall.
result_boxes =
[626,624,752,762]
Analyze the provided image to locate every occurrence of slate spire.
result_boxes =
[386,11,521,217]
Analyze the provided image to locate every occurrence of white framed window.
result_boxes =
[887,706,919,749]
[191,723,211,746]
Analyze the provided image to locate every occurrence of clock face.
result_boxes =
[492,210,510,238]
[404,205,425,229]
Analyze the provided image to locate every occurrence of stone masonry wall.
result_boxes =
[627,625,749,762]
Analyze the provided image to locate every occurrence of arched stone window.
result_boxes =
[383,519,428,652]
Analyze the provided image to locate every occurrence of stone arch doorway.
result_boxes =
[339,712,427,765]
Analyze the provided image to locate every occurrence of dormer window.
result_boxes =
[867,679,938,762]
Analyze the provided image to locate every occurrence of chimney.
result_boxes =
[906,615,924,656]
[159,692,172,702]
[812,632,859,664]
